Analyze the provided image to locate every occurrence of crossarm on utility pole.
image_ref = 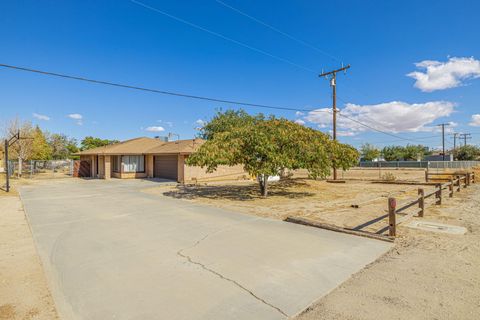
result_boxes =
[319,65,350,180]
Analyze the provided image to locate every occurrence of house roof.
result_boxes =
[75,137,204,156]
[75,137,165,155]
[146,139,204,154]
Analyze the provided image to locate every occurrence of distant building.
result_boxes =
[424,154,453,161]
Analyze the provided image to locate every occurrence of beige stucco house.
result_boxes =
[76,137,247,183]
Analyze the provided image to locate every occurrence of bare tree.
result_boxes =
[5,118,34,177]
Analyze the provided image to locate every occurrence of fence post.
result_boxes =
[418,188,425,217]
[449,178,454,197]
[456,175,461,192]
[463,175,467,188]
[388,197,397,237]
[425,169,428,182]
[435,183,442,205]
[466,173,471,186]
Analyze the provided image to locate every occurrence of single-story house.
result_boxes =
[75,137,247,183]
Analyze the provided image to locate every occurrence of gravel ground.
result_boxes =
[295,184,480,320]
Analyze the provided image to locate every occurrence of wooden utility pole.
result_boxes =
[459,133,471,147]
[437,123,449,161]
[319,64,350,180]
[451,132,459,159]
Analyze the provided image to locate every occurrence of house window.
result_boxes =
[122,155,145,173]
[112,156,121,172]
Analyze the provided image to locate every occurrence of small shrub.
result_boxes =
[381,172,396,181]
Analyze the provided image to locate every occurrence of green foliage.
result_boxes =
[455,145,480,160]
[402,144,426,161]
[48,133,79,159]
[30,126,52,160]
[80,136,119,151]
[187,110,359,196]
[360,143,380,161]
[381,146,404,161]
[381,144,428,161]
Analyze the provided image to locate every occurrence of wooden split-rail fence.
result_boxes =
[386,172,475,237]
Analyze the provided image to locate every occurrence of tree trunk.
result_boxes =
[263,176,269,197]
[258,175,269,197]
[18,157,22,177]
[259,178,265,196]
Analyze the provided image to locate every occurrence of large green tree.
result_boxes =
[381,144,428,161]
[187,110,359,197]
[80,136,119,151]
[381,146,404,161]
[455,145,480,160]
[360,143,380,161]
[402,144,427,161]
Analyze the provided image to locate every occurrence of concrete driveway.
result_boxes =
[20,179,391,320]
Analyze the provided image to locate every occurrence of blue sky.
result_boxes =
[1,0,479,149]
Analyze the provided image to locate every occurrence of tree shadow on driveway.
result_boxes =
[162,179,315,201]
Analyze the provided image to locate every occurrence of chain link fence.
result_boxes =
[6,159,74,179]
[358,161,480,170]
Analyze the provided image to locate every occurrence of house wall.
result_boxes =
[146,154,154,178]
[91,155,97,178]
[182,155,249,182]
[113,172,148,179]
[98,155,105,178]
[79,153,249,182]
[104,155,111,179]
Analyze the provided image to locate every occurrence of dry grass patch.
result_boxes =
[145,178,437,233]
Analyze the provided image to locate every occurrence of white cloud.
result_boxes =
[68,113,83,120]
[195,119,206,127]
[32,113,50,121]
[305,101,455,134]
[295,111,305,117]
[407,57,480,92]
[469,114,480,126]
[294,119,305,125]
[336,130,356,137]
[145,126,165,132]
[67,113,83,125]
[304,108,331,126]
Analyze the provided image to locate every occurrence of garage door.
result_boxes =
[154,155,178,180]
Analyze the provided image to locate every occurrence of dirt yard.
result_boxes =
[292,167,427,181]
[295,183,480,320]
[145,173,437,234]
[0,187,59,320]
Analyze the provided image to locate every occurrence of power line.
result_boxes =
[0,63,313,112]
[130,0,316,73]
[0,62,445,145]
[133,0,425,143]
[215,0,341,63]
[367,135,441,145]
[335,112,422,142]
